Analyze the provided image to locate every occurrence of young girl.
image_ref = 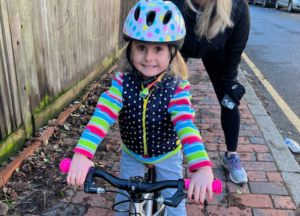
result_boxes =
[67,0,214,215]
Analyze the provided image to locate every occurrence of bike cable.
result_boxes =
[106,189,140,216]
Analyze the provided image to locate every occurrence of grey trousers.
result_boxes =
[114,150,186,216]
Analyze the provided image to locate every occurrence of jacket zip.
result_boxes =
[142,87,155,156]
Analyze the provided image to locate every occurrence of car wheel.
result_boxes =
[275,0,281,9]
[263,0,269,7]
[288,1,293,12]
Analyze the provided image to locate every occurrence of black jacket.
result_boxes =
[169,0,250,82]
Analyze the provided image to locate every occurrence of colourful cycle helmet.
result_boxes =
[123,0,186,50]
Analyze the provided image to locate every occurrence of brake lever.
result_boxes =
[163,179,186,207]
[84,167,98,193]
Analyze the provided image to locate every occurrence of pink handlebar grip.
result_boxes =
[60,158,71,173]
[184,179,222,194]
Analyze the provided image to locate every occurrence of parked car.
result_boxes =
[251,0,277,7]
[275,0,300,12]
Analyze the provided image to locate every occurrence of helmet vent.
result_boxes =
[146,11,156,26]
[163,10,172,25]
[134,6,141,21]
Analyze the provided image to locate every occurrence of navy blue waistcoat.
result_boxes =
[119,73,180,157]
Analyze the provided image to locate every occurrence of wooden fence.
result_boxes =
[0,0,138,163]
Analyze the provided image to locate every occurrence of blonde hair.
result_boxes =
[185,0,234,40]
[117,42,189,80]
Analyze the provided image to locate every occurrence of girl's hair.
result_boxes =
[185,0,234,40]
[117,42,189,80]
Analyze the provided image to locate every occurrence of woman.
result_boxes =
[169,0,250,185]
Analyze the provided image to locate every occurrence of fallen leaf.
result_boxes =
[0,202,9,215]
[10,189,18,201]
[2,187,8,194]
[64,124,70,131]
[287,132,292,135]
[22,164,32,173]
[15,172,26,178]
[74,185,79,192]
[236,190,242,195]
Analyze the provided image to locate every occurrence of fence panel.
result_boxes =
[0,0,23,140]
[0,0,139,157]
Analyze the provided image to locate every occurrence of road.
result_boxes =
[240,4,300,143]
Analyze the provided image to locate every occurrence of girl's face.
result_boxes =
[132,42,170,78]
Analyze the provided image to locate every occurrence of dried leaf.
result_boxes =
[3,187,8,194]
[63,124,70,131]
[15,172,27,178]
[106,145,110,152]
[54,148,63,152]
[22,164,32,173]
[287,132,292,135]
[10,189,18,201]
[0,202,9,215]
[74,185,79,192]
[54,176,63,183]
[39,152,46,159]
[59,133,65,140]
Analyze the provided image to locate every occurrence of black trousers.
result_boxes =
[183,50,240,152]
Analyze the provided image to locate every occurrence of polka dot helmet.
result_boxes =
[123,0,186,49]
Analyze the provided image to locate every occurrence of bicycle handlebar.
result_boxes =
[60,158,222,194]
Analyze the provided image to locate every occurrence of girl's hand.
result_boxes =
[188,166,214,204]
[67,152,94,186]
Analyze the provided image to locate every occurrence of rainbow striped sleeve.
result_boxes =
[74,72,124,159]
[168,80,212,173]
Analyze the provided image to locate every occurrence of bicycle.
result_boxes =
[60,159,222,216]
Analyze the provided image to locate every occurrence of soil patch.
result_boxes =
[0,72,117,215]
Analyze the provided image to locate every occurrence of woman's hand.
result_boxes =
[67,152,94,186]
[187,166,214,204]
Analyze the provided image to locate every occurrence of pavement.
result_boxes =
[41,58,300,216]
